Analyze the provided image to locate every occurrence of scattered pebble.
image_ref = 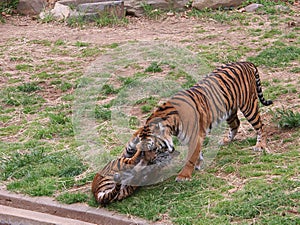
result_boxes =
[242,3,264,12]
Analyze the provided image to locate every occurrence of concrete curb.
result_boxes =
[0,189,149,225]
[0,205,96,225]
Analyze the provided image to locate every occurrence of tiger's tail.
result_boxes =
[254,68,273,106]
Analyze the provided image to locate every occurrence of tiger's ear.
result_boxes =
[91,173,104,193]
[123,137,139,158]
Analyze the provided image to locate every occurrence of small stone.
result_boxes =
[167,11,175,16]
[288,21,298,27]
[244,3,264,12]
[238,7,246,12]
[50,2,74,20]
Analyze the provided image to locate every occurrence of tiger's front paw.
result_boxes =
[175,175,191,182]
[176,164,193,182]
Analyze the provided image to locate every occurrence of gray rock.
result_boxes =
[17,0,48,15]
[192,0,244,10]
[43,0,125,20]
[50,1,75,20]
[244,3,263,12]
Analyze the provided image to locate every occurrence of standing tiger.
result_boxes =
[123,62,273,182]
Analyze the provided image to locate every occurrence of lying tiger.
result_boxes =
[92,150,178,205]
[92,157,138,205]
[122,61,273,182]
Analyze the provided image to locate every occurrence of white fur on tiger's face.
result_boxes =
[123,121,175,164]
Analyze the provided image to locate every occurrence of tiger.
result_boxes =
[92,148,179,205]
[91,156,139,205]
[122,61,273,182]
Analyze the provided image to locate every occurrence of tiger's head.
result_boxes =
[123,118,175,166]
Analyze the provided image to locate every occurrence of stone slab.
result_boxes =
[49,0,125,20]
[192,0,244,10]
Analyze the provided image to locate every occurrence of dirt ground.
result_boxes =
[1,15,200,45]
[1,9,299,150]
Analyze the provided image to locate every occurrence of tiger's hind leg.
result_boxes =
[240,98,267,151]
[221,111,240,145]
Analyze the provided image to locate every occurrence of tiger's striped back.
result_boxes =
[171,61,272,141]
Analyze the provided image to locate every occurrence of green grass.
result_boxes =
[188,8,247,25]
[196,43,251,65]
[1,142,87,196]
[64,11,127,28]
[94,13,128,27]
[1,90,45,107]
[144,61,163,73]
[141,3,163,20]
[100,84,119,95]
[30,39,52,47]
[107,173,229,222]
[290,67,300,73]
[0,0,19,14]
[248,28,263,36]
[272,108,300,128]
[56,192,89,204]
[135,96,159,113]
[74,41,90,47]
[242,0,292,15]
[40,12,55,23]
[15,64,33,71]
[66,15,86,28]
[95,105,112,121]
[17,82,41,92]
[263,83,297,100]
[0,37,97,197]
[79,47,102,57]
[262,28,282,38]
[248,45,300,67]
[215,178,299,219]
